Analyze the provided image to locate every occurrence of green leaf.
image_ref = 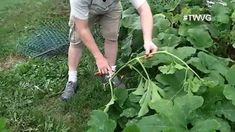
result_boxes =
[159,63,185,75]
[137,80,163,117]
[0,118,7,130]
[153,14,171,32]
[138,85,151,117]
[173,94,204,118]
[136,114,170,132]
[120,108,138,118]
[87,110,116,132]
[122,14,141,29]
[114,88,128,107]
[203,71,225,85]
[223,85,235,106]
[159,63,177,74]
[230,29,235,42]
[172,46,197,60]
[122,7,135,18]
[187,52,229,76]
[189,111,230,132]
[179,24,189,36]
[151,94,203,126]
[143,53,173,68]
[123,124,140,132]
[191,119,220,132]
[155,71,186,99]
[145,46,196,67]
[150,81,163,103]
[121,32,133,58]
[231,10,235,22]
[122,7,141,30]
[128,93,141,103]
[215,101,235,122]
[164,0,181,11]
[215,118,231,132]
[157,33,181,47]
[133,79,145,96]
[210,4,230,23]
[184,77,202,93]
[225,65,235,85]
[200,85,225,114]
[207,24,220,38]
[175,63,185,70]
[186,27,213,48]
[141,94,203,131]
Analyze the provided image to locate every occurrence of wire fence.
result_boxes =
[17,19,69,58]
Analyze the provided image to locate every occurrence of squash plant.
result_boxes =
[87,0,235,131]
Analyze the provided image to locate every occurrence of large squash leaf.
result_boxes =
[186,27,213,49]
[135,94,204,131]
[225,65,235,85]
[187,52,229,76]
[87,110,116,132]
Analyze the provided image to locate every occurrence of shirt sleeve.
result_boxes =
[130,0,146,9]
[70,0,89,20]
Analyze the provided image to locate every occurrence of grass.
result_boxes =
[0,55,110,131]
[0,0,69,59]
[0,0,111,131]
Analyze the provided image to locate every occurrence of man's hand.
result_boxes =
[144,41,158,58]
[95,55,112,75]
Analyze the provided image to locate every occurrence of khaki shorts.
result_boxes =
[69,2,122,48]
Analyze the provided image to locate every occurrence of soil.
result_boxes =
[0,54,26,70]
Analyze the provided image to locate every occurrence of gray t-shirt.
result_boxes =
[70,0,146,20]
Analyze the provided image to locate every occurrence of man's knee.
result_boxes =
[70,42,84,49]
[105,39,118,44]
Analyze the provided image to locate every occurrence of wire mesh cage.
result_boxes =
[17,19,69,58]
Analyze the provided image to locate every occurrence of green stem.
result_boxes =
[104,50,201,112]
[157,51,201,79]
[103,79,115,112]
[136,58,150,80]
[128,64,148,80]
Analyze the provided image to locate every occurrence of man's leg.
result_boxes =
[104,39,118,67]
[100,2,122,70]
[61,14,100,100]
[60,21,84,101]
[67,45,82,82]
[99,3,125,88]
[61,46,83,101]
[104,39,125,88]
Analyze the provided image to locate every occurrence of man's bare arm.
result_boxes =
[74,18,103,59]
[137,1,153,43]
[74,18,111,74]
[137,2,158,57]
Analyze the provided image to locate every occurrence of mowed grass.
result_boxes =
[0,0,27,10]
[0,0,68,58]
[0,0,110,131]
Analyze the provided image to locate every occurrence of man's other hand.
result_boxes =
[144,41,158,58]
[95,55,112,75]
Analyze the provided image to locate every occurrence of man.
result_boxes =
[60,0,158,101]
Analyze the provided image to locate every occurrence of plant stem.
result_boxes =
[157,51,201,79]
[104,50,201,112]
[136,58,150,80]
[128,64,148,80]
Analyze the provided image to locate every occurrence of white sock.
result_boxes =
[111,65,116,72]
[68,71,77,82]
[108,65,116,77]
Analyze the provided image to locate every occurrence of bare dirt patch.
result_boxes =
[0,54,26,69]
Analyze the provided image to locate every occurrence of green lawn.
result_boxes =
[0,0,109,131]
[0,0,27,10]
